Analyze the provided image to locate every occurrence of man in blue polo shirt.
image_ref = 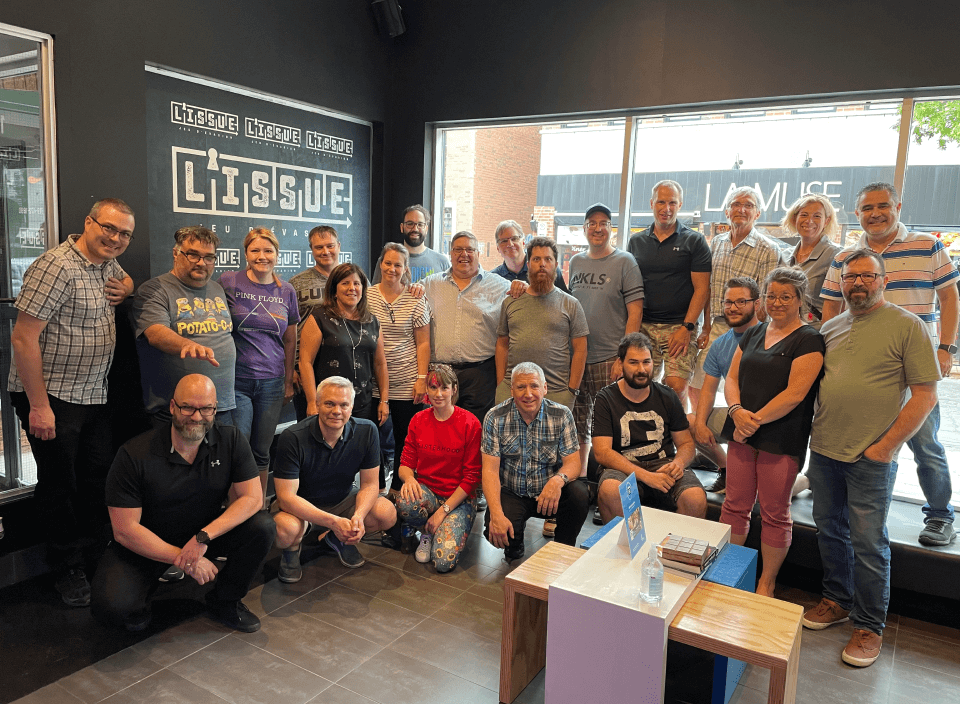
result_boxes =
[272,376,396,580]
[627,180,712,407]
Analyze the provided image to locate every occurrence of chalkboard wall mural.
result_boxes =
[144,65,372,279]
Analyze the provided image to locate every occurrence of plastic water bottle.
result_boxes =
[640,544,664,604]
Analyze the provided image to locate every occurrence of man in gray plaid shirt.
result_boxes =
[9,198,135,607]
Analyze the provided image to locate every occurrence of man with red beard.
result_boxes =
[494,236,588,412]
[593,332,707,522]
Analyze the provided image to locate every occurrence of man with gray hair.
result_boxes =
[272,376,396,579]
[689,186,781,410]
[134,226,236,428]
[627,180,712,406]
[482,362,587,560]
[491,219,569,291]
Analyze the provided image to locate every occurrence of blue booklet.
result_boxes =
[618,472,646,559]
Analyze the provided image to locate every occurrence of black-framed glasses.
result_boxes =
[177,249,217,265]
[722,298,757,309]
[172,400,217,417]
[402,221,428,229]
[90,216,134,241]
[840,272,880,284]
[765,294,797,305]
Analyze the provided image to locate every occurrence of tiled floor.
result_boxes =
[11,517,960,704]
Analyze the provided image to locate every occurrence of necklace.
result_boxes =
[341,316,364,374]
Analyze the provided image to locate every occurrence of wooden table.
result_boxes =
[500,541,802,704]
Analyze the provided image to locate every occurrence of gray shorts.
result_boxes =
[599,458,704,512]
[272,489,359,539]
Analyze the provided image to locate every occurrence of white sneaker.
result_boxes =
[415,533,433,563]
[792,473,810,498]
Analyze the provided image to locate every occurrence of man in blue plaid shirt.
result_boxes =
[481,362,588,561]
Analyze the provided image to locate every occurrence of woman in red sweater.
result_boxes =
[396,364,482,572]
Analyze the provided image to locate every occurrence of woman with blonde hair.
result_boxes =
[220,228,300,506]
[782,194,841,328]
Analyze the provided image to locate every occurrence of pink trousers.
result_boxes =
[720,441,798,548]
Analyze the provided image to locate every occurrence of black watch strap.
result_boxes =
[196,530,211,545]
[938,343,958,355]
[682,321,696,331]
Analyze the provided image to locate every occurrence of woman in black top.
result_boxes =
[721,267,824,597]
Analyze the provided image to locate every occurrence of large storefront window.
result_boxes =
[0,23,57,503]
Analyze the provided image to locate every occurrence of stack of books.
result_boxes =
[657,533,721,575]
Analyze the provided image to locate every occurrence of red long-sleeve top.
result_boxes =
[399,406,482,498]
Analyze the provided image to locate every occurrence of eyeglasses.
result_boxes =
[91,216,134,241]
[728,201,758,211]
[402,221,428,229]
[172,400,217,417]
[497,235,522,246]
[178,249,218,265]
[764,294,797,305]
[586,221,612,230]
[451,247,477,255]
[840,272,880,284]
[722,298,757,309]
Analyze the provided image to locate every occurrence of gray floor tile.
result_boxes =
[465,563,510,603]
[894,627,960,677]
[795,627,894,693]
[333,562,463,616]
[898,615,960,645]
[336,649,497,704]
[129,617,232,667]
[371,545,497,591]
[305,685,378,704]
[888,660,960,704]
[512,668,544,704]
[726,684,768,704]
[239,605,382,681]
[243,557,350,618]
[99,669,229,704]
[10,684,83,704]
[387,617,501,690]
[57,647,165,703]
[286,582,425,646]
[169,634,332,704]
[431,590,503,642]
[794,661,887,704]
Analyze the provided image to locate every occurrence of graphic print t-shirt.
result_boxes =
[592,381,688,462]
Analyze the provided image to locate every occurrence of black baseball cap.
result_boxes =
[585,203,612,220]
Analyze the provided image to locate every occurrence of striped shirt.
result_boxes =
[481,398,579,498]
[368,285,431,399]
[709,229,781,321]
[8,235,127,404]
[422,269,511,364]
[820,224,959,342]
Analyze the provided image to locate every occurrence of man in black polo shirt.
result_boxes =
[627,180,711,407]
[272,376,396,581]
[91,375,274,633]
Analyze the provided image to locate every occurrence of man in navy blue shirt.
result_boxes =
[272,376,396,579]
[627,181,711,407]
[491,220,569,292]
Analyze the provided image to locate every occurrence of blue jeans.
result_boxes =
[907,402,955,524]
[807,451,898,635]
[233,376,286,469]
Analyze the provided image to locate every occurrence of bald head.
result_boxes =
[170,375,217,442]
[174,374,217,405]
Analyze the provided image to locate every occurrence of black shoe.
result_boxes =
[124,610,152,633]
[504,543,525,562]
[707,470,726,495]
[55,568,91,607]
[158,565,185,583]
[592,506,603,526]
[324,532,365,568]
[381,521,403,550]
[278,544,303,584]
[476,489,487,512]
[205,594,261,633]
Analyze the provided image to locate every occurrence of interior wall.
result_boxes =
[386,0,960,235]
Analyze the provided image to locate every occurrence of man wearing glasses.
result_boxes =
[92,374,274,633]
[372,204,449,283]
[820,182,959,547]
[9,198,135,607]
[491,219,569,291]
[134,226,236,429]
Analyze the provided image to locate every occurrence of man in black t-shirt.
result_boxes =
[593,333,707,522]
[91,375,275,633]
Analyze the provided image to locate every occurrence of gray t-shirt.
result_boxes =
[134,272,237,414]
[372,247,450,284]
[811,302,940,463]
[497,287,589,390]
[568,248,645,363]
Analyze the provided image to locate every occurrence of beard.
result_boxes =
[622,371,651,390]
[403,231,424,248]
[844,285,883,312]
[723,308,756,327]
[172,413,213,442]
[527,270,554,294]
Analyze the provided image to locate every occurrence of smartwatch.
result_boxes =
[938,343,958,355]
[196,530,210,545]
[568,387,581,396]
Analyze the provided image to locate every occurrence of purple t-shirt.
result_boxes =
[219,270,300,379]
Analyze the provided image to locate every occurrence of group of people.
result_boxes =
[7,180,955,669]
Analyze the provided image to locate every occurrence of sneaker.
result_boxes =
[205,594,261,633]
[802,598,850,630]
[476,489,487,512]
[278,544,302,583]
[706,470,726,495]
[592,506,603,526]
[842,628,882,667]
[55,568,91,607]
[158,565,185,583]
[415,533,433,563]
[791,473,810,498]
[918,519,956,547]
[542,518,557,538]
[124,610,152,633]
[324,532,365,568]
[504,542,525,562]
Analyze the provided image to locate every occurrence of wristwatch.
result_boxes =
[682,322,696,332]
[938,343,958,355]
[567,387,581,396]
[554,472,571,486]
[441,503,452,514]
[195,530,210,545]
